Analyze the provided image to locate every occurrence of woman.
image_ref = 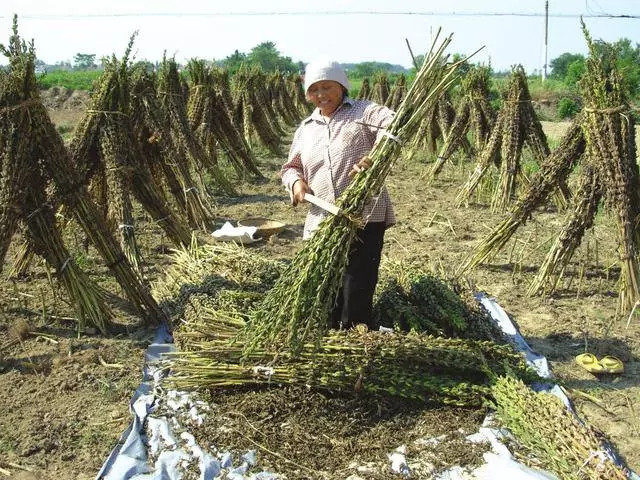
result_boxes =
[281,57,395,330]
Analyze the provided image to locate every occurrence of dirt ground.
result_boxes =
[0,99,639,478]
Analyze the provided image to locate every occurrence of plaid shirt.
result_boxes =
[281,97,396,239]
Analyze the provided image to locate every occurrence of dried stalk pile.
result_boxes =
[430,66,496,178]
[385,73,407,111]
[0,18,163,331]
[157,56,236,196]
[244,32,464,356]
[456,66,562,212]
[232,67,284,156]
[492,376,629,480]
[357,77,371,100]
[462,25,640,312]
[370,72,391,105]
[267,71,302,127]
[185,60,262,180]
[70,43,192,274]
[129,66,215,231]
[290,73,309,114]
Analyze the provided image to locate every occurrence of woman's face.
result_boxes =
[306,80,344,116]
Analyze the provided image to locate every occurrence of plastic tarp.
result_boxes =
[96,295,638,480]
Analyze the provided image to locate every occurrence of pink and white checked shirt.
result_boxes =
[281,98,396,239]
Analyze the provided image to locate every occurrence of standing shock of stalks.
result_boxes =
[460,118,585,274]
[456,66,564,212]
[157,55,236,196]
[291,73,310,115]
[461,24,640,313]
[70,42,193,276]
[0,17,119,332]
[492,376,629,480]
[357,77,371,101]
[244,32,465,356]
[130,66,216,231]
[385,73,407,111]
[267,71,301,127]
[186,60,263,180]
[232,67,285,156]
[430,66,495,178]
[370,72,391,106]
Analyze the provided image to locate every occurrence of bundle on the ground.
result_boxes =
[244,32,463,355]
[267,71,302,128]
[385,73,407,111]
[170,302,536,407]
[186,60,262,180]
[456,66,567,212]
[461,24,640,311]
[430,66,495,178]
[0,17,164,331]
[129,66,215,231]
[370,71,391,105]
[492,376,629,480]
[374,261,505,342]
[70,41,192,275]
[157,55,236,196]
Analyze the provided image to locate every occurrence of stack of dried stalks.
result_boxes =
[385,73,407,111]
[370,72,391,105]
[456,66,566,212]
[129,66,215,231]
[232,67,284,156]
[70,42,192,275]
[462,25,640,312]
[157,56,236,196]
[244,31,464,356]
[0,18,164,330]
[430,66,496,178]
[357,77,371,100]
[186,60,262,180]
[267,71,301,127]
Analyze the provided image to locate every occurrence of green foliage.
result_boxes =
[347,61,402,78]
[550,52,585,79]
[220,42,301,74]
[73,52,97,70]
[38,69,101,90]
[557,97,580,119]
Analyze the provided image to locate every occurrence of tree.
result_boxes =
[222,49,248,73]
[550,52,585,79]
[73,53,96,70]
[246,41,298,72]
[564,58,586,86]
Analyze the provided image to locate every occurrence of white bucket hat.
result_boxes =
[304,57,350,93]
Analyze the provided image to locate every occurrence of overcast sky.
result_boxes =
[1,0,639,72]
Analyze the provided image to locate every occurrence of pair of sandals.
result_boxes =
[575,353,624,374]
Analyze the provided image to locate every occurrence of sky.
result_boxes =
[1,0,639,72]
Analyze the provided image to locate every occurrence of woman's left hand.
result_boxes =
[349,157,371,178]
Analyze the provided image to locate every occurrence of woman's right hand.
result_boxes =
[292,179,312,206]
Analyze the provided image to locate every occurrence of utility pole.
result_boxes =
[543,0,549,81]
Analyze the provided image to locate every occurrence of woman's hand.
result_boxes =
[349,157,371,178]
[292,179,312,206]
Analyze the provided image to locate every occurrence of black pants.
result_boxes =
[330,222,386,330]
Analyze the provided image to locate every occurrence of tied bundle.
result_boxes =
[245,31,463,355]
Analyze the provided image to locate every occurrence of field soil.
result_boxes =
[0,96,639,478]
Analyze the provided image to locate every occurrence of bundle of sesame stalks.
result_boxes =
[0,17,165,331]
[232,67,285,156]
[70,40,192,274]
[170,304,537,407]
[129,66,215,231]
[492,376,629,479]
[460,118,585,275]
[385,73,407,111]
[357,77,371,100]
[456,66,568,212]
[157,55,236,196]
[244,31,466,356]
[462,24,640,312]
[370,71,391,105]
[430,65,496,178]
[267,71,302,127]
[186,60,263,180]
[374,261,505,342]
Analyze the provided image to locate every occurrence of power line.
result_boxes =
[1,11,640,20]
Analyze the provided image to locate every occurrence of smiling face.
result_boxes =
[306,80,345,116]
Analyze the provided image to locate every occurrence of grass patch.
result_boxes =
[39,70,102,91]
